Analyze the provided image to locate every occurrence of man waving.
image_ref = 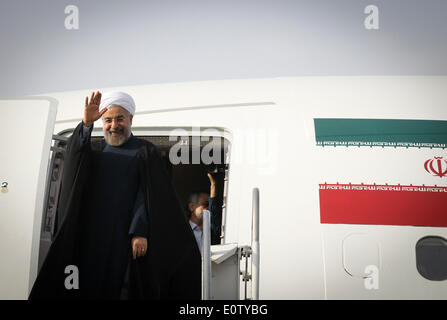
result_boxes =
[30,91,201,300]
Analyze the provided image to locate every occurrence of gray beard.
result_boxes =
[104,129,131,146]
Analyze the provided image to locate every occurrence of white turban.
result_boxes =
[99,91,136,115]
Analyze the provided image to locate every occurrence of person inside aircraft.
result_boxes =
[186,173,223,252]
[30,91,201,300]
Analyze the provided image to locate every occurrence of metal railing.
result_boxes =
[201,209,211,300]
[251,188,260,300]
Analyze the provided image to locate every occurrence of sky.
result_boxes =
[0,0,446,96]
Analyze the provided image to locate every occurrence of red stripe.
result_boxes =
[319,184,447,227]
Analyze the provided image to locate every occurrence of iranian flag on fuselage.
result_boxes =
[315,118,447,227]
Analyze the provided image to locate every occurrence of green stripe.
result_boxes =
[314,119,447,148]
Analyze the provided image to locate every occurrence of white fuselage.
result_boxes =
[2,76,447,299]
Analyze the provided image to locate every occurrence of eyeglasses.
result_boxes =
[102,115,127,124]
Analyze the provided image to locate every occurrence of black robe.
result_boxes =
[29,122,201,300]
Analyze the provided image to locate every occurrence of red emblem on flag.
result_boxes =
[425,157,447,178]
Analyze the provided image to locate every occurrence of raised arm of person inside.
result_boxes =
[208,173,223,245]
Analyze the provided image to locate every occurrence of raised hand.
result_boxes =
[83,91,107,127]
[207,173,216,198]
[207,173,216,185]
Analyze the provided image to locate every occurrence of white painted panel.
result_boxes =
[0,98,57,299]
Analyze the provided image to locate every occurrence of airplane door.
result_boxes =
[0,97,57,299]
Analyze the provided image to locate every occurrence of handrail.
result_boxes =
[201,209,211,300]
[251,188,260,300]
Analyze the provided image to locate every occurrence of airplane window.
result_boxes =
[416,236,447,281]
